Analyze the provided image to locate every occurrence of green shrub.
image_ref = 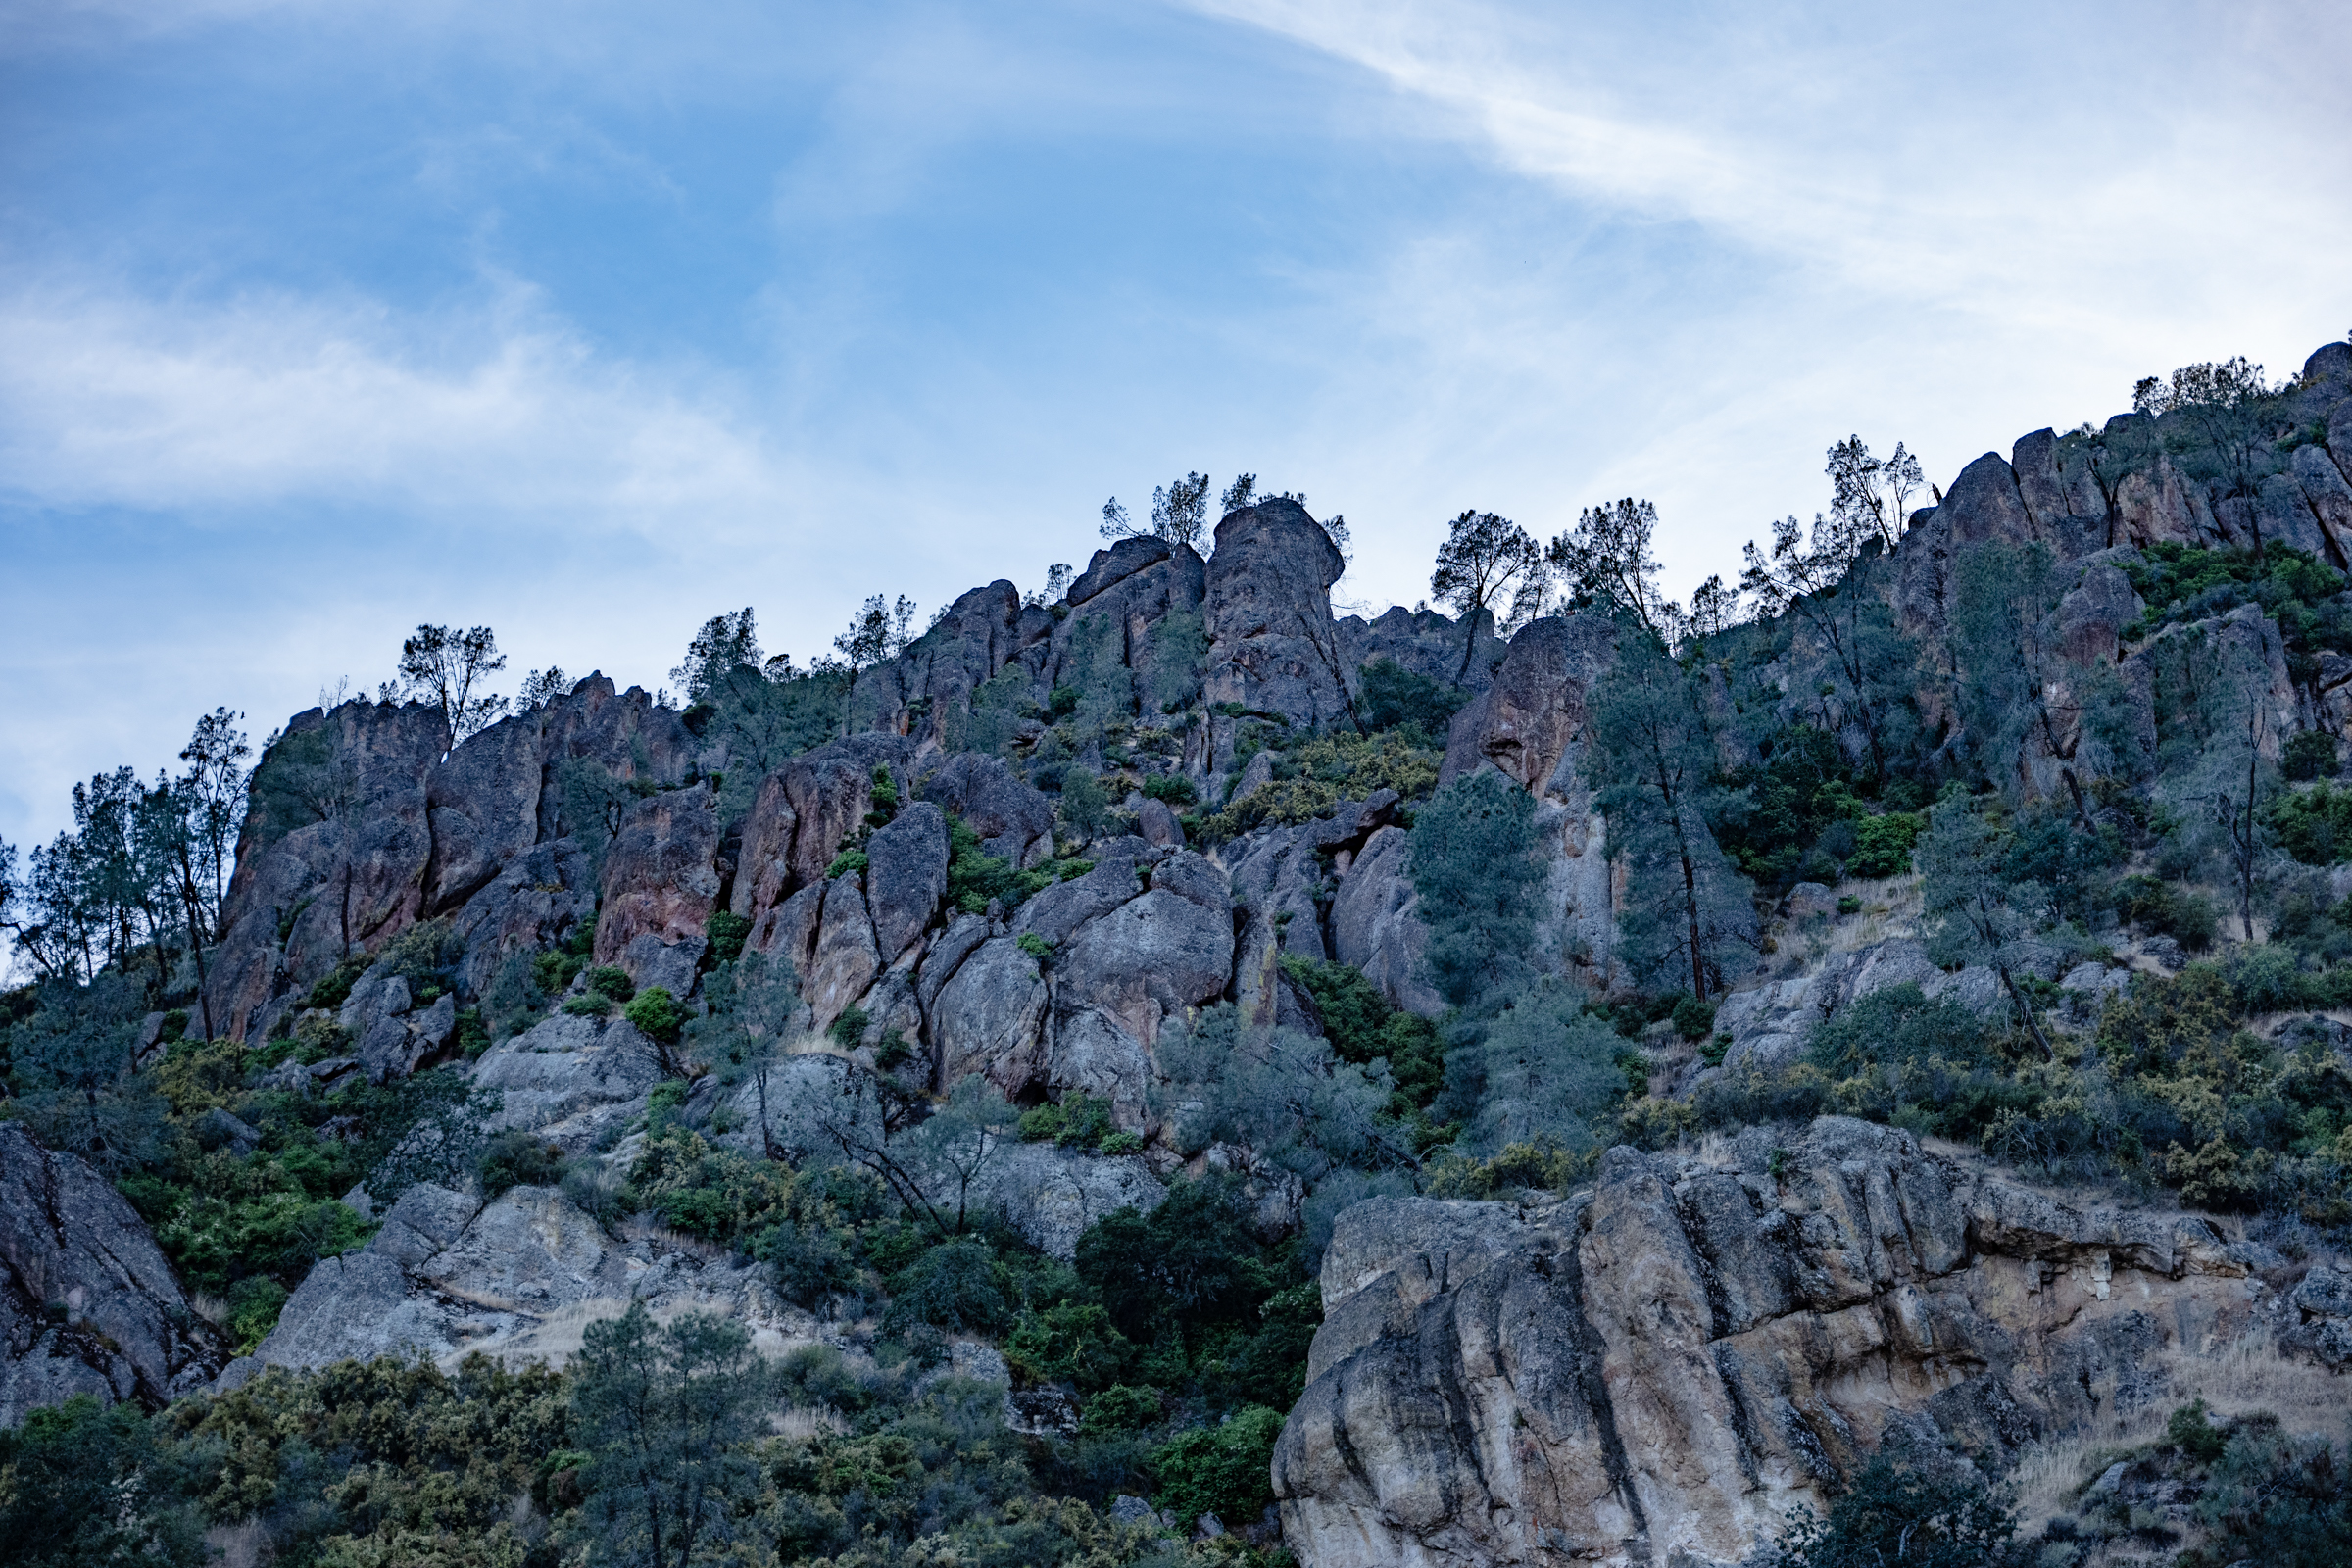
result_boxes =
[882,1238,1009,1335]
[224,1276,290,1356]
[1100,1130,1144,1157]
[1005,1301,1132,1390]
[476,1129,565,1199]
[301,955,370,1011]
[1764,1453,2020,1568]
[1079,1384,1162,1438]
[2116,874,2220,949]
[587,965,635,1002]
[1358,658,1469,737]
[1152,1403,1284,1528]
[827,1004,870,1050]
[825,848,870,879]
[1846,811,1923,878]
[1201,730,1442,838]
[1141,772,1199,808]
[1059,768,1112,840]
[2168,1399,2230,1463]
[2284,728,2340,782]
[945,814,1053,915]
[1017,932,1054,961]
[621,986,685,1045]
[562,993,611,1018]
[1278,955,1446,1117]
[2270,781,2352,864]
[706,910,752,963]
[1671,994,1719,1042]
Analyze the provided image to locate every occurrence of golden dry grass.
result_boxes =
[2009,1332,2352,1534]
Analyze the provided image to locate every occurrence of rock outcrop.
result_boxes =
[1203,501,1351,757]
[0,1125,225,1425]
[206,676,693,1042]
[1275,1117,2264,1568]
[1441,614,1624,989]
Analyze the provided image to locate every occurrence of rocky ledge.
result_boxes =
[1272,1116,2338,1568]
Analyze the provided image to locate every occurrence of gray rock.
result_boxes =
[206,680,690,1044]
[1439,614,1621,796]
[2144,935,2186,971]
[470,1012,663,1153]
[857,582,1028,754]
[371,1184,484,1270]
[1275,1116,2248,1568]
[965,1144,1167,1260]
[801,876,882,1031]
[617,931,705,1001]
[731,734,916,935]
[1337,604,1499,696]
[596,786,722,987]
[1202,500,1351,751]
[1110,1495,1165,1529]
[1329,826,1441,1017]
[1924,964,2007,1016]
[1227,750,1276,808]
[930,937,1052,1100]
[1135,796,1185,848]
[196,1107,264,1153]
[0,1125,226,1425]
[1784,882,1838,920]
[1051,886,1233,1119]
[866,803,950,965]
[923,753,1054,869]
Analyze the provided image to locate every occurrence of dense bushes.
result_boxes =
[1201,729,1442,838]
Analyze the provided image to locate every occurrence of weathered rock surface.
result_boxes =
[1330,825,1441,1016]
[732,734,915,956]
[923,753,1054,869]
[0,1125,225,1425]
[1441,614,1624,988]
[1202,501,1350,752]
[595,784,722,991]
[205,678,692,1041]
[243,1182,797,1380]
[1276,1117,2263,1568]
[1339,604,1500,694]
[470,1012,665,1154]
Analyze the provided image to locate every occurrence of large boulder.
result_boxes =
[851,580,1035,752]
[1202,501,1351,754]
[0,1125,226,1425]
[1274,1118,2252,1568]
[1439,615,1620,796]
[595,784,722,992]
[1439,615,1623,988]
[1329,826,1441,1016]
[1045,535,1209,716]
[864,803,950,965]
[923,753,1054,870]
[731,734,915,954]
[470,1012,665,1154]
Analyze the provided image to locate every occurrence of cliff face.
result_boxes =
[1274,1117,2297,1568]
[0,1125,226,1426]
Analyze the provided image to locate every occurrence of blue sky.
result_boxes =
[3,0,2347,869]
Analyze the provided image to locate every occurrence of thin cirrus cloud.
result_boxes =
[1191,0,2351,331]
[0,283,793,525]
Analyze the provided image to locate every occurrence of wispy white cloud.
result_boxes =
[1185,0,2352,332]
[0,278,800,531]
